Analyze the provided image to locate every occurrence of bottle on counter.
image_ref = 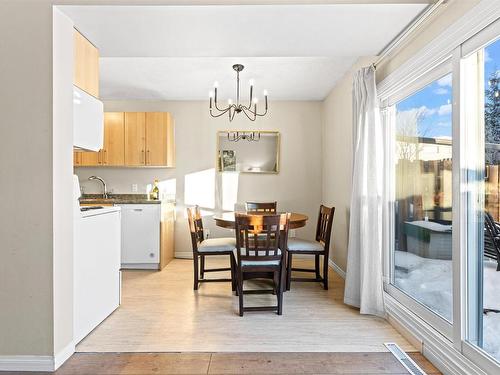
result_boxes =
[151,179,160,200]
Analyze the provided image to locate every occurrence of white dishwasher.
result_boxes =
[118,204,161,269]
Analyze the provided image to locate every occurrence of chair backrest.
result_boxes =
[187,206,204,252]
[484,211,500,260]
[235,213,290,264]
[245,201,277,213]
[315,205,335,249]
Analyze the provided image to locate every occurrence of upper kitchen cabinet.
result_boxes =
[75,113,125,167]
[145,112,175,167]
[74,29,99,98]
[103,112,125,166]
[124,112,146,166]
[123,112,175,167]
[75,112,175,168]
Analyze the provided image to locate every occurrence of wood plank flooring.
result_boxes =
[29,352,439,374]
[76,257,414,353]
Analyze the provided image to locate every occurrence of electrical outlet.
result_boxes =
[289,229,296,238]
[131,184,138,192]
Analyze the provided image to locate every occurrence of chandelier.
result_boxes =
[209,64,268,121]
[226,131,261,142]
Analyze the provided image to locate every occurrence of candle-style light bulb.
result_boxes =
[252,97,259,104]
[209,91,214,98]
[228,98,233,105]
[263,89,268,96]
[213,81,219,88]
[249,79,255,87]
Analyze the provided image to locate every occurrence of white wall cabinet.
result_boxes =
[119,204,161,269]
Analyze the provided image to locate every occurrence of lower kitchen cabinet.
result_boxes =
[119,204,161,269]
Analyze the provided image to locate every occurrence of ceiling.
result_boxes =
[60,3,428,101]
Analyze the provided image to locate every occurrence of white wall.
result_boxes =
[52,8,75,360]
[75,100,323,257]
[0,1,55,358]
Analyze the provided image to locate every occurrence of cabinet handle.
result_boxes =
[104,149,108,164]
[147,150,150,165]
[133,208,143,212]
[98,151,101,164]
[142,150,145,164]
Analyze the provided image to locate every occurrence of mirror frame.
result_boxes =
[216,130,280,174]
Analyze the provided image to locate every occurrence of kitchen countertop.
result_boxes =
[80,194,172,205]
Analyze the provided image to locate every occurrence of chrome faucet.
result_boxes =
[88,176,108,199]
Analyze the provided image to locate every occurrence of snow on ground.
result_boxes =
[394,251,500,362]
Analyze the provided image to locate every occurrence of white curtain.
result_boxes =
[344,66,385,317]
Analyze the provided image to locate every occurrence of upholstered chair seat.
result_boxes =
[198,238,236,252]
[233,248,282,266]
[287,238,324,252]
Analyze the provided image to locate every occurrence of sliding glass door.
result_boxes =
[385,63,455,336]
[463,34,500,365]
[381,10,500,374]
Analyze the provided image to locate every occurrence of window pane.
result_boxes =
[393,74,453,321]
[466,37,500,363]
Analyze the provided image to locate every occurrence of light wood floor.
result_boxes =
[50,352,441,375]
[76,257,414,353]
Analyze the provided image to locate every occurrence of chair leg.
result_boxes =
[230,254,237,292]
[315,254,320,279]
[273,271,279,295]
[277,269,284,315]
[193,254,199,290]
[238,271,244,316]
[323,254,329,290]
[200,254,205,279]
[286,252,293,291]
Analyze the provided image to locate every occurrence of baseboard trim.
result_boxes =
[0,341,75,372]
[54,341,75,370]
[121,263,159,270]
[328,259,346,279]
[175,252,193,259]
[0,355,54,372]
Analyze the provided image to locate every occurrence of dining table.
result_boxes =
[213,211,309,229]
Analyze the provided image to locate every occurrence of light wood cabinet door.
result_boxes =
[74,151,82,166]
[80,150,101,166]
[124,112,146,166]
[145,112,175,167]
[102,112,125,166]
[74,30,99,98]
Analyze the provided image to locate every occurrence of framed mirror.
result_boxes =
[217,131,280,174]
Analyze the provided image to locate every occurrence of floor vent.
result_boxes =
[385,343,428,375]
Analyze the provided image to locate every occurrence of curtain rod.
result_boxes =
[373,0,447,69]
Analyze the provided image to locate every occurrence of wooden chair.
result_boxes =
[484,211,500,271]
[286,205,335,290]
[234,213,290,316]
[187,206,236,291]
[245,201,277,213]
